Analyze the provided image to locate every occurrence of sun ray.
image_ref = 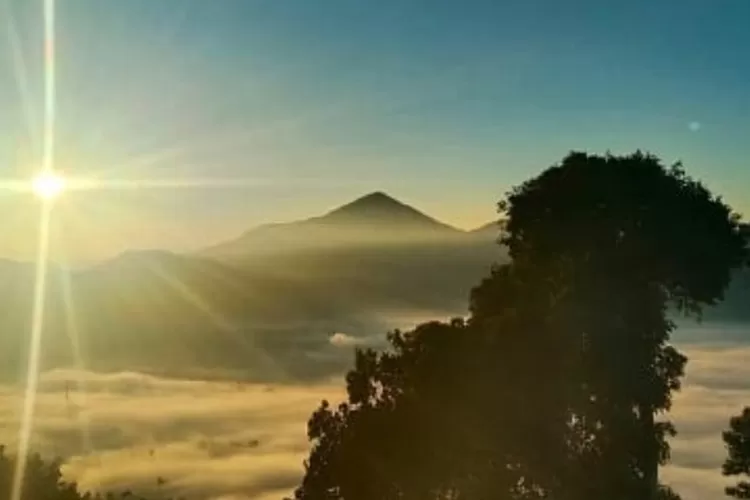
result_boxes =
[58,262,93,454]
[72,176,283,191]
[12,1,56,499]
[0,172,370,200]
[60,174,369,193]
[147,262,285,379]
[11,203,52,500]
[0,180,42,193]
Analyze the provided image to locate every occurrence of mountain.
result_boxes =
[469,221,504,240]
[0,193,745,384]
[193,192,504,351]
[202,192,465,258]
[195,192,504,344]
[0,193,504,382]
[320,191,458,231]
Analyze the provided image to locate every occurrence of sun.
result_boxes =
[31,171,66,200]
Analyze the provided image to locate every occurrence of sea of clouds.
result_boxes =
[0,326,747,500]
[1,371,344,500]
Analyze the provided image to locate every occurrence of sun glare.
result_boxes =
[31,171,65,200]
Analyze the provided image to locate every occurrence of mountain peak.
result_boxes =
[357,191,398,203]
[201,192,462,257]
[328,191,410,215]
[320,192,455,231]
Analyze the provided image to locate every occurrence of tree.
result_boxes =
[0,446,82,500]
[294,308,575,500]
[293,150,747,500]
[723,407,750,498]
[473,151,748,499]
[0,445,162,500]
[294,320,474,500]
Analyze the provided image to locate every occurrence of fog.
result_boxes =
[4,371,343,500]
[661,342,750,499]
[0,323,744,500]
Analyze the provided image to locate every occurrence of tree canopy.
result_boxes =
[498,151,747,314]
[476,151,747,499]
[0,446,82,500]
[0,445,167,500]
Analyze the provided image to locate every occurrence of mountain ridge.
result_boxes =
[0,194,742,383]
[316,191,460,231]
[201,191,472,258]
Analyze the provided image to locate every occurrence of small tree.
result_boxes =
[0,445,162,500]
[0,446,83,500]
[723,407,750,498]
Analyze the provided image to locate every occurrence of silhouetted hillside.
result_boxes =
[0,194,502,381]
[0,193,744,383]
[202,192,464,258]
[321,191,457,230]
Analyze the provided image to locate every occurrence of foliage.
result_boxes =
[476,151,747,499]
[0,446,161,500]
[294,310,577,500]
[498,151,747,314]
[723,407,750,498]
[295,319,476,499]
[0,446,82,500]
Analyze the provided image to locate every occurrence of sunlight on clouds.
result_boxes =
[661,343,750,500]
[329,332,361,347]
[329,331,383,348]
[0,339,743,499]
[0,370,343,499]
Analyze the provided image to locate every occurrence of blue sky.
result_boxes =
[0,0,748,260]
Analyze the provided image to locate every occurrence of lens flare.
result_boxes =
[11,2,57,500]
[31,171,65,200]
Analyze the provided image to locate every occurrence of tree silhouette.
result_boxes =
[723,407,750,498]
[0,446,83,500]
[294,319,483,499]
[473,151,748,499]
[0,445,166,500]
[294,266,589,499]
[294,151,748,500]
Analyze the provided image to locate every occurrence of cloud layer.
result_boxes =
[0,336,747,500]
[1,371,343,500]
[662,343,750,500]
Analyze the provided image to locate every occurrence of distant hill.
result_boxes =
[0,193,744,383]
[0,193,504,382]
[320,191,458,231]
[202,192,465,258]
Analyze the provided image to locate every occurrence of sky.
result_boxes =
[0,0,749,262]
